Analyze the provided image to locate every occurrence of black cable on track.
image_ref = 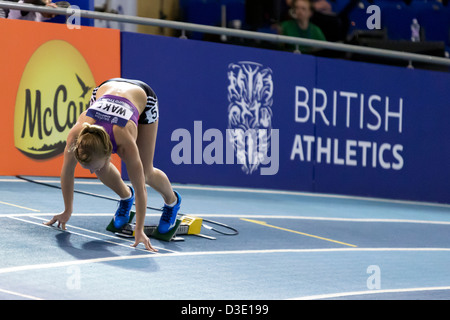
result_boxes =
[16,175,238,236]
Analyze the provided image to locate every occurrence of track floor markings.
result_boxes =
[241,218,357,247]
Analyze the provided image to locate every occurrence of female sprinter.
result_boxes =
[44,78,181,252]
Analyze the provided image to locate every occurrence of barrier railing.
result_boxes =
[1,0,450,67]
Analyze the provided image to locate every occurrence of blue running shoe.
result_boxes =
[113,186,134,229]
[158,191,181,234]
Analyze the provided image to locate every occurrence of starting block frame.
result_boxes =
[106,211,216,242]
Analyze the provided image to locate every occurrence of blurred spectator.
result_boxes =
[311,0,359,42]
[312,0,333,14]
[0,0,18,18]
[279,0,326,53]
[8,0,70,22]
[245,0,278,31]
[285,0,358,42]
[310,0,342,42]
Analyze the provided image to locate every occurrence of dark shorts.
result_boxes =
[90,78,159,124]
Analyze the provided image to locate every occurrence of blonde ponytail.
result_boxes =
[74,123,113,165]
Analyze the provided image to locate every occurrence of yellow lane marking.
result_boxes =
[0,201,40,212]
[241,218,357,248]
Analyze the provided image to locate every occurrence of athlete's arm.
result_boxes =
[116,127,157,252]
[44,124,80,229]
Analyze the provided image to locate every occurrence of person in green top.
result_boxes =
[280,0,326,53]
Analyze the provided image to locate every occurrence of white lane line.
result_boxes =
[0,287,43,300]
[291,286,450,300]
[6,216,157,254]
[1,247,450,275]
[25,215,178,254]
[2,177,449,209]
[1,213,450,226]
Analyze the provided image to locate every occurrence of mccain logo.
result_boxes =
[14,40,95,160]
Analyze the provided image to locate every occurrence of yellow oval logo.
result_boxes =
[14,40,95,159]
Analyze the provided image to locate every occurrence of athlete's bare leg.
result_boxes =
[136,120,177,205]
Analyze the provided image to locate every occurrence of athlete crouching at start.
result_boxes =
[45,78,181,252]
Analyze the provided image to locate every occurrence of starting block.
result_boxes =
[106,211,215,242]
[106,211,136,233]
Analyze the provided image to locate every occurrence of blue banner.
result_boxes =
[121,32,450,204]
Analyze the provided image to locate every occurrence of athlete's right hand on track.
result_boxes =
[44,211,72,230]
[132,229,158,252]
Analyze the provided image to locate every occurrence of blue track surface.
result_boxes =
[0,176,449,300]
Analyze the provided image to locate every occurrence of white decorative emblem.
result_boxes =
[227,61,274,174]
